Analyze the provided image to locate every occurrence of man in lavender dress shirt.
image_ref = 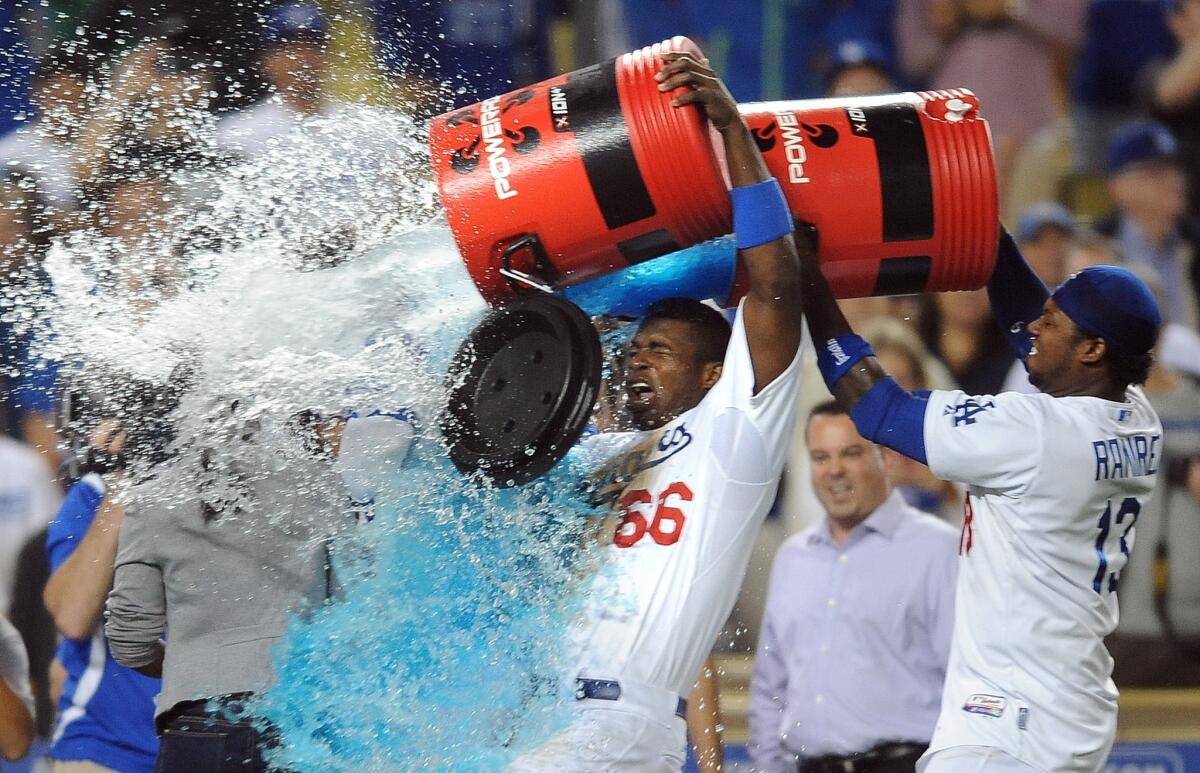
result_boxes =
[750,401,958,773]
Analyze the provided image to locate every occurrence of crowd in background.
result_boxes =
[2,0,1200,770]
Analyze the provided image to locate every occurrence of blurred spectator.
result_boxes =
[0,44,93,233]
[43,425,158,772]
[8,531,56,742]
[1015,201,1075,286]
[1107,277,1200,688]
[824,38,898,98]
[1151,0,1200,218]
[371,0,557,110]
[917,289,1014,395]
[896,0,1085,192]
[0,433,60,616]
[1072,0,1174,175]
[0,616,35,762]
[860,316,961,521]
[73,38,215,197]
[604,0,895,101]
[0,1,36,140]
[1096,121,1199,330]
[749,401,956,772]
[89,155,191,314]
[80,0,270,113]
[217,2,333,161]
[0,173,61,471]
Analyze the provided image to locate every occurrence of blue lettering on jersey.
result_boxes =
[633,424,692,474]
[944,399,995,426]
[1092,434,1160,480]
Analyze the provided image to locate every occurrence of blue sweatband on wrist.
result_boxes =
[731,178,793,249]
[849,376,928,464]
[815,334,875,388]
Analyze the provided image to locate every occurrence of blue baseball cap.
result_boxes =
[1051,265,1162,355]
[263,2,329,48]
[1017,202,1075,243]
[1105,121,1179,176]
[826,39,892,84]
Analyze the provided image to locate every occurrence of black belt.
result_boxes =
[574,678,687,719]
[798,742,927,773]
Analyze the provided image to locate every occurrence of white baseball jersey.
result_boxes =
[920,386,1161,773]
[574,303,803,700]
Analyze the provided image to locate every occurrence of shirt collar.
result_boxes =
[807,489,910,547]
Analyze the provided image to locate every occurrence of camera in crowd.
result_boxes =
[57,361,195,478]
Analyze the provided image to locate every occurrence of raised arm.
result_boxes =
[987,228,1050,361]
[658,53,805,392]
[797,230,929,463]
[44,424,129,641]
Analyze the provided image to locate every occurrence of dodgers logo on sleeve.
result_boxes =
[945,399,995,427]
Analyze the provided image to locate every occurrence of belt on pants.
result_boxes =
[798,741,927,773]
[574,677,687,720]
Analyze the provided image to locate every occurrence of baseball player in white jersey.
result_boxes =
[510,53,806,772]
[799,227,1163,773]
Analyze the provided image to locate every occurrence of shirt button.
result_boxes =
[838,554,848,563]
[819,644,829,654]
[827,597,837,607]
[815,694,825,704]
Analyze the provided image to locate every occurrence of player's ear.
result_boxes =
[1078,336,1107,366]
[700,361,722,390]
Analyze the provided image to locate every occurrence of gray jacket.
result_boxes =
[106,471,343,722]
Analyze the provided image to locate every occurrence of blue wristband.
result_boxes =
[815,334,875,388]
[731,178,793,249]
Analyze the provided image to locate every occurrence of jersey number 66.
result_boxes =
[613,482,692,548]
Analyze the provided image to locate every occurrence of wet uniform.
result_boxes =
[512,301,802,771]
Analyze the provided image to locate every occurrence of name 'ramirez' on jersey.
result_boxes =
[921,386,1161,772]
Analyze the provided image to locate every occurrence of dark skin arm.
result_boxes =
[658,53,807,392]
[796,235,889,408]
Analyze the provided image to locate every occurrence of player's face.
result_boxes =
[625,319,720,431]
[807,413,890,526]
[1026,298,1088,394]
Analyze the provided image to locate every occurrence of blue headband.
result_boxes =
[1051,266,1161,355]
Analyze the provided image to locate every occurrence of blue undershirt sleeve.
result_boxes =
[987,229,1050,361]
[848,377,929,464]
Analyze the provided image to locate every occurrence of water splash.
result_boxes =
[36,107,614,768]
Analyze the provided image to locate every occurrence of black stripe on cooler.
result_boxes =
[617,229,680,264]
[562,60,656,230]
[872,255,932,296]
[857,104,934,243]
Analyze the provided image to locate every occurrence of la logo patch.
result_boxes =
[945,399,995,427]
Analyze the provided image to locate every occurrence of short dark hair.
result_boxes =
[805,399,848,438]
[1065,323,1156,390]
[1106,348,1154,389]
[641,298,731,364]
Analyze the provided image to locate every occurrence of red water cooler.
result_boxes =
[428,38,999,305]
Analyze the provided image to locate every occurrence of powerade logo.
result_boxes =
[445,90,541,201]
[751,113,839,185]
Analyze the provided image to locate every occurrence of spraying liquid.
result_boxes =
[39,107,617,770]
